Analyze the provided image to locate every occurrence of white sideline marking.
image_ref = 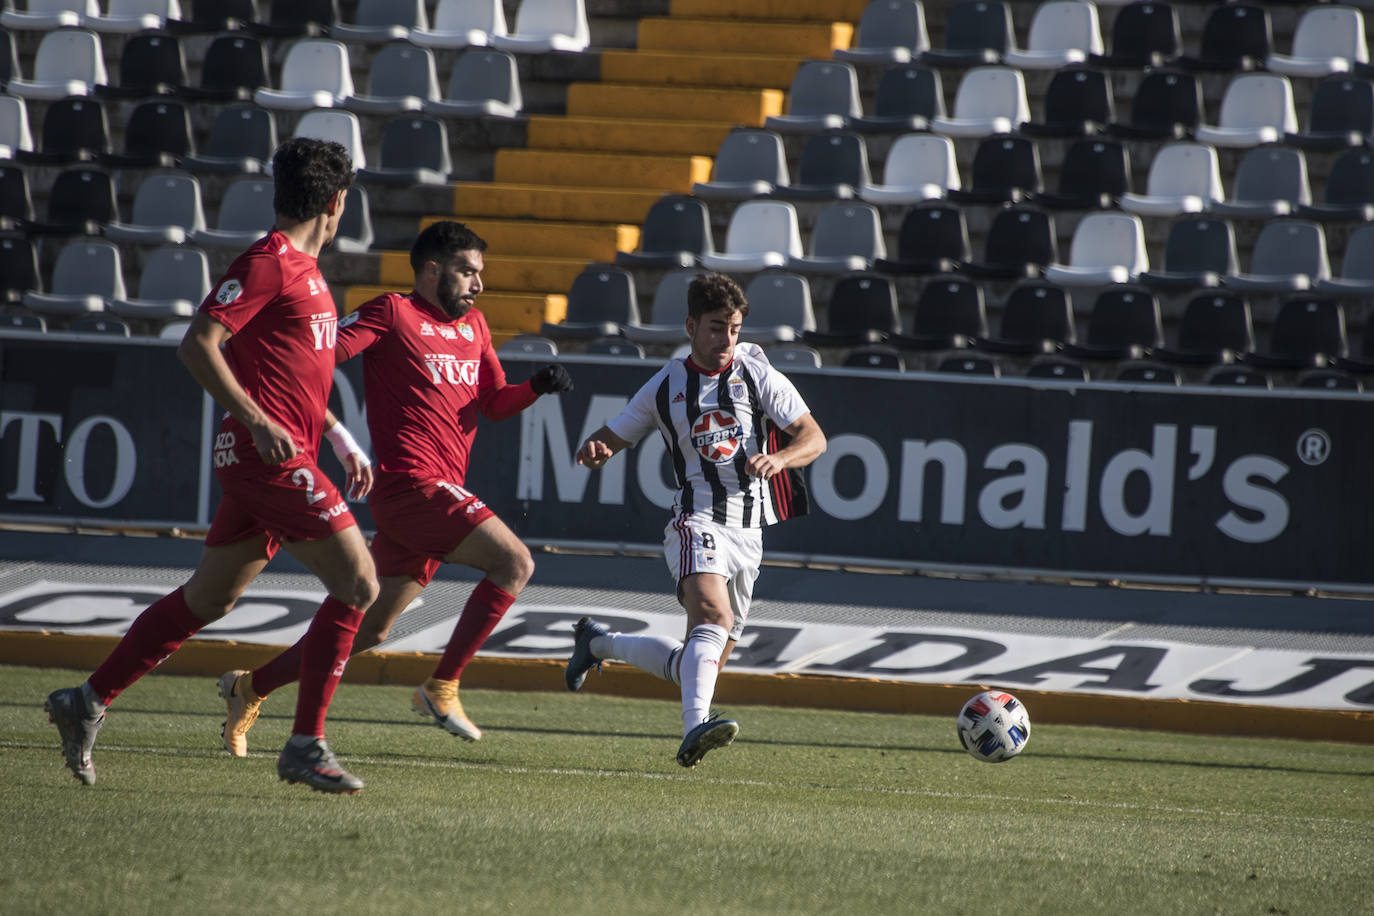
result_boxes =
[7,739,1369,829]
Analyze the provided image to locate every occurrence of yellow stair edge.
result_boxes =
[670,0,868,21]
[378,249,590,293]
[494,147,714,194]
[526,115,735,156]
[451,182,663,224]
[419,215,640,261]
[344,285,567,333]
[637,17,853,57]
[599,49,803,90]
[566,82,784,126]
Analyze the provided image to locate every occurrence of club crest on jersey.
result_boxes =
[215,278,243,305]
[728,377,746,400]
[690,410,743,463]
[458,322,474,342]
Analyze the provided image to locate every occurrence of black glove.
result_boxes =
[530,363,573,394]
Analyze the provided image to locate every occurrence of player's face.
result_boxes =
[434,249,485,318]
[686,307,743,370]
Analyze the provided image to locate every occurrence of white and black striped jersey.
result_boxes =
[607,343,811,528]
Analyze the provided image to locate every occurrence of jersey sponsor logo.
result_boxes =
[458,323,474,342]
[419,321,436,336]
[306,276,323,297]
[309,315,338,351]
[690,410,743,463]
[438,325,457,340]
[316,500,349,521]
[423,354,481,386]
[212,431,239,467]
[215,278,243,305]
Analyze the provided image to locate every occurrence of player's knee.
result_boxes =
[505,543,535,594]
[181,583,239,622]
[336,572,380,612]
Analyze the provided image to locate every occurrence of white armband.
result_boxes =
[325,422,370,467]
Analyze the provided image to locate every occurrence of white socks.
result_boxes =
[590,632,683,685]
[678,624,729,737]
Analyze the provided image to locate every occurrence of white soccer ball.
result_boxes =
[956,690,1031,763]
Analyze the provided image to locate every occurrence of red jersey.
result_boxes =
[199,230,338,475]
[336,292,535,499]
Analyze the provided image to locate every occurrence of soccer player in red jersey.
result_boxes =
[45,138,380,794]
[216,220,573,754]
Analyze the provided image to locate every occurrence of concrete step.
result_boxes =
[419,215,640,261]
[493,148,713,193]
[450,182,664,224]
[566,82,783,125]
[599,49,802,90]
[668,0,868,21]
[375,250,590,294]
[344,285,567,334]
[637,16,853,57]
[526,115,734,156]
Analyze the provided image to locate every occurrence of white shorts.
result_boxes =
[662,514,762,640]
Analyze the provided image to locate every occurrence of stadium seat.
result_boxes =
[947,135,1041,204]
[1119,142,1223,217]
[187,33,268,101]
[979,280,1075,354]
[1113,361,1179,385]
[963,204,1057,280]
[425,49,522,119]
[859,132,959,204]
[768,131,870,201]
[69,315,130,335]
[1266,6,1367,78]
[1316,222,1374,297]
[6,28,106,100]
[108,243,209,321]
[1106,68,1200,140]
[330,0,427,44]
[1019,66,1113,137]
[0,164,33,228]
[918,0,1012,68]
[1026,356,1088,381]
[765,61,863,134]
[1043,212,1147,286]
[848,64,943,133]
[489,0,589,54]
[540,265,638,340]
[0,311,46,332]
[182,104,276,174]
[873,202,969,275]
[1296,368,1361,391]
[345,42,439,115]
[804,272,902,346]
[190,177,274,249]
[786,202,885,275]
[170,0,257,34]
[586,337,645,359]
[930,66,1030,137]
[31,165,117,235]
[1210,146,1310,220]
[1002,0,1103,70]
[1297,147,1374,222]
[936,353,1000,375]
[105,171,206,245]
[834,0,929,64]
[410,0,506,49]
[1194,73,1298,148]
[23,237,125,316]
[17,95,109,165]
[1090,1,1179,69]
[0,95,34,161]
[1178,4,1271,73]
[743,271,817,341]
[254,38,353,111]
[499,335,558,356]
[1036,137,1130,210]
[356,117,450,186]
[105,98,194,168]
[1204,366,1271,389]
[292,110,365,169]
[1157,291,1254,365]
[1065,285,1163,359]
[843,344,905,371]
[623,269,694,343]
[333,185,373,254]
[0,29,18,88]
[82,0,178,33]
[96,31,186,99]
[700,201,803,273]
[894,273,987,349]
[1138,216,1235,292]
[692,129,788,201]
[765,343,822,369]
[1248,296,1348,368]
[1288,77,1373,151]
[0,234,39,302]
[253,0,338,38]
[1225,219,1330,293]
[1,0,95,31]
[615,194,713,269]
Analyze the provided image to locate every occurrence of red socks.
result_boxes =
[249,640,304,699]
[292,597,364,737]
[88,587,203,706]
[431,579,515,682]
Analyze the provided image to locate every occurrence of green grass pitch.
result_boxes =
[2,665,1371,915]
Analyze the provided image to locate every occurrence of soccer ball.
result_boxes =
[956,690,1031,763]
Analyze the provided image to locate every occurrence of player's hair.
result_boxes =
[409,220,489,273]
[687,272,749,320]
[271,138,354,222]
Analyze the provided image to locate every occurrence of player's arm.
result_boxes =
[321,409,373,500]
[177,310,298,464]
[576,425,633,469]
[746,412,826,481]
[480,362,573,422]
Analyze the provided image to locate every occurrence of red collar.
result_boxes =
[685,356,733,377]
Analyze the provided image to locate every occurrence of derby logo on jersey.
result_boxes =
[458,322,474,342]
[215,278,243,305]
[691,410,743,463]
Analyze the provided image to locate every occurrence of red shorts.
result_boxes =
[368,478,495,586]
[206,458,356,556]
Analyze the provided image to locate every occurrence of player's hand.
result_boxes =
[342,454,373,501]
[576,439,614,469]
[746,453,784,481]
[530,364,574,395]
[251,420,299,465]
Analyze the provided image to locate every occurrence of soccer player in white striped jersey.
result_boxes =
[570,272,826,767]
